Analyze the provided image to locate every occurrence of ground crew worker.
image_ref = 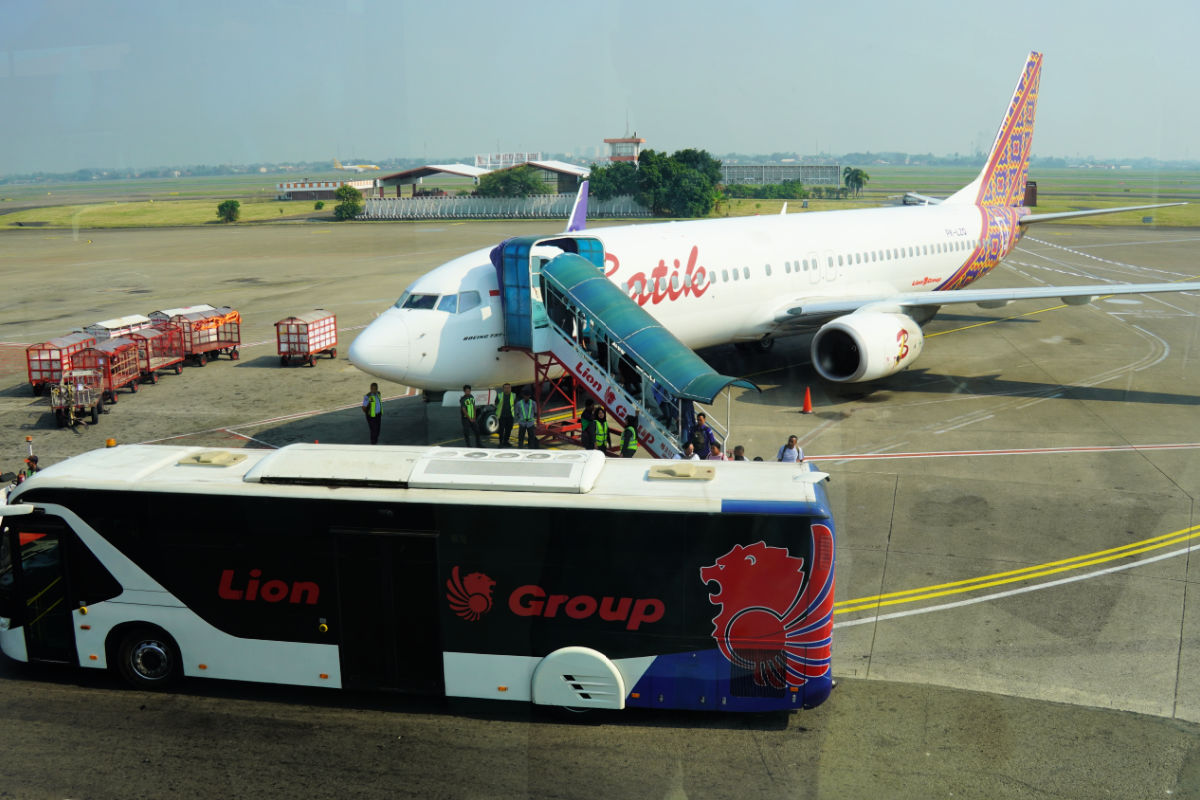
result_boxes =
[495,383,516,447]
[619,415,638,458]
[580,398,596,450]
[460,384,481,447]
[361,383,382,445]
[516,388,538,449]
[592,407,610,453]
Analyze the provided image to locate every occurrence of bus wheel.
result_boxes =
[116,628,180,690]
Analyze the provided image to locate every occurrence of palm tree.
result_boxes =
[842,167,870,198]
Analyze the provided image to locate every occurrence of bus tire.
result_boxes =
[115,627,181,690]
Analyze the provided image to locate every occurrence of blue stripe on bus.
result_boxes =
[720,499,812,515]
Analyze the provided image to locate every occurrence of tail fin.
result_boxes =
[334,158,343,169]
[566,180,588,232]
[946,51,1042,207]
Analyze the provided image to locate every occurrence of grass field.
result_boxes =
[2,167,1198,229]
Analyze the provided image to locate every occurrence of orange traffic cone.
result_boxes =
[801,386,813,414]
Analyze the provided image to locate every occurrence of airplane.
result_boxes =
[334,158,380,173]
[349,52,1200,392]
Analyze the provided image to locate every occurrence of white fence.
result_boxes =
[360,194,650,220]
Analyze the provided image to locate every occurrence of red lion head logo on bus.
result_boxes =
[446,566,496,621]
[700,529,834,689]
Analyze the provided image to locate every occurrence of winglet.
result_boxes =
[566,180,588,232]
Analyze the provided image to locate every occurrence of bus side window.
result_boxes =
[67,532,122,606]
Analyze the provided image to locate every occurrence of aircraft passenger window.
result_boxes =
[671,274,680,291]
[837,255,844,267]
[683,274,692,288]
[403,293,439,310]
[457,291,481,313]
[854,254,861,265]
[765,264,772,276]
[722,269,728,282]
[732,269,739,281]
[743,267,750,280]
[437,294,458,313]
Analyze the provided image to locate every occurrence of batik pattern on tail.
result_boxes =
[975,51,1041,207]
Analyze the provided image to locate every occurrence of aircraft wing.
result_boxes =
[772,280,1200,323]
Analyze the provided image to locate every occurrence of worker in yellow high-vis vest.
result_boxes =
[495,382,517,447]
[361,382,382,445]
[460,384,481,447]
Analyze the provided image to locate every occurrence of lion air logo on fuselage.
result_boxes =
[700,532,834,689]
[446,566,497,621]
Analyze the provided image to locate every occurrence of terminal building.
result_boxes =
[275,178,379,201]
[720,164,841,186]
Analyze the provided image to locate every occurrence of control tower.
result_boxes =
[603,133,645,163]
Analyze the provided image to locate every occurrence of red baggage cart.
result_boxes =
[126,323,185,383]
[70,338,142,403]
[275,310,337,367]
[26,333,97,395]
[172,307,242,366]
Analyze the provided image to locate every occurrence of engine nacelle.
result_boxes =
[811,312,925,382]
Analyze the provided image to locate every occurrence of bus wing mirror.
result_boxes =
[0,504,37,517]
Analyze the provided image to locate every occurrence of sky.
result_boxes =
[2,0,1197,174]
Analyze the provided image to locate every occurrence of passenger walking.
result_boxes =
[361,383,383,445]
[776,435,803,463]
[673,443,700,461]
[690,412,716,459]
[619,415,639,458]
[495,382,517,447]
[460,385,481,447]
[516,389,539,448]
[706,443,726,461]
[580,398,596,450]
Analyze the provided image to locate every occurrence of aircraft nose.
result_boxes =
[349,312,410,383]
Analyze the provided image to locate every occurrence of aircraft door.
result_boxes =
[0,516,78,664]
[820,251,836,283]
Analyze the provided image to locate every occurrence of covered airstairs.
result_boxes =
[494,235,757,458]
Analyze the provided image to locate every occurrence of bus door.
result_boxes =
[0,516,77,664]
[333,530,442,694]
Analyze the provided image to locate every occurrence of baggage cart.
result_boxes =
[148,304,215,323]
[126,323,185,383]
[275,310,337,366]
[82,314,153,341]
[70,338,142,403]
[26,333,97,395]
[48,368,105,427]
[172,307,242,365]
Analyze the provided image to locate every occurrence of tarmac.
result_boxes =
[1,220,1198,796]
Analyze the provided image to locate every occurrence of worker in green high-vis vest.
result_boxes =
[460,384,481,447]
[362,382,382,445]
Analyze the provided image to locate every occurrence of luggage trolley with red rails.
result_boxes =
[275,310,337,367]
[172,307,242,366]
[26,333,98,396]
[69,338,143,403]
[125,323,185,383]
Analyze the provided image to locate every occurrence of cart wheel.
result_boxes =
[196,353,206,367]
[280,355,288,367]
[307,354,315,368]
[54,409,65,428]
[329,348,337,359]
[149,372,158,385]
[230,349,240,361]
[91,403,100,424]
[174,363,183,375]
[106,390,118,404]
[129,380,138,394]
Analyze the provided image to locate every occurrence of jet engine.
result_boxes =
[811,312,924,383]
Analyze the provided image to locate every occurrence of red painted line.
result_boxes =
[817,442,1200,461]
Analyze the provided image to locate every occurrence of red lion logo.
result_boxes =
[446,566,496,621]
[700,531,834,689]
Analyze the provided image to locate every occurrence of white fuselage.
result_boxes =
[348,203,1006,391]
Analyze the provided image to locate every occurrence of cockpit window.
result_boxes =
[457,291,481,313]
[402,294,440,310]
[437,294,458,313]
[392,291,410,309]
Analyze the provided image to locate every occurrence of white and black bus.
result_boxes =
[1,444,836,712]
